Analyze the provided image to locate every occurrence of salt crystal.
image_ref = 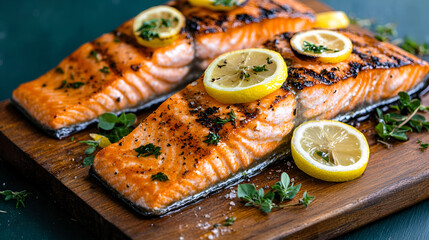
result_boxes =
[229,201,235,206]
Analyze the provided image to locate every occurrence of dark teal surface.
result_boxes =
[0,0,428,239]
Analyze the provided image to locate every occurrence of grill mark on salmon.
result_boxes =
[91,29,429,216]
[12,0,314,138]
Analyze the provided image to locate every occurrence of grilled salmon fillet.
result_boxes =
[91,29,429,216]
[172,0,314,68]
[12,0,314,139]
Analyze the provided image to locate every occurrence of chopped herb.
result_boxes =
[215,109,236,126]
[0,190,30,208]
[55,67,64,74]
[237,172,314,213]
[399,37,429,56]
[88,50,100,62]
[213,0,237,7]
[266,57,273,64]
[82,155,95,167]
[303,41,338,54]
[151,172,169,182]
[239,70,250,81]
[99,66,110,74]
[217,64,226,68]
[204,132,221,146]
[55,80,67,89]
[67,82,85,89]
[349,17,373,29]
[97,112,137,143]
[375,92,429,144]
[252,64,268,73]
[71,136,75,142]
[136,17,173,41]
[223,217,236,226]
[316,150,330,162]
[134,143,162,158]
[417,140,428,151]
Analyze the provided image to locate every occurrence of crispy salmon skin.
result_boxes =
[12,0,314,139]
[92,29,429,216]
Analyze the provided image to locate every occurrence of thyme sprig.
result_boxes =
[0,190,31,208]
[134,143,162,158]
[237,172,314,213]
[302,41,338,54]
[375,92,429,144]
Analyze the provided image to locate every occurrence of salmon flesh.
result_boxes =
[11,0,314,139]
[91,29,429,216]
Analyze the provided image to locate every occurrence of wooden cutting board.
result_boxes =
[1,1,428,239]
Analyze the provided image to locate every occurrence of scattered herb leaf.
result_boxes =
[271,172,301,201]
[97,112,137,143]
[204,132,221,146]
[316,150,330,162]
[298,191,315,208]
[223,217,236,226]
[399,37,429,56]
[82,155,95,167]
[0,190,30,208]
[151,172,169,182]
[266,57,273,64]
[252,64,268,73]
[88,50,100,62]
[55,80,67,90]
[417,140,428,151]
[99,66,110,74]
[374,23,397,42]
[134,143,162,158]
[215,110,236,126]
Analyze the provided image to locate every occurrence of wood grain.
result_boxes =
[0,1,428,239]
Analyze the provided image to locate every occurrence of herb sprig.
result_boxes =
[134,143,162,158]
[252,64,268,73]
[213,0,237,7]
[55,80,85,90]
[417,140,428,151]
[375,92,429,144]
[302,41,338,54]
[136,17,177,41]
[237,172,314,213]
[0,190,31,208]
[204,132,221,146]
[215,109,236,126]
[151,172,169,182]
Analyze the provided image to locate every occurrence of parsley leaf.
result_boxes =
[134,143,162,158]
[298,191,315,208]
[151,172,169,182]
[204,132,221,146]
[223,217,236,226]
[97,112,137,143]
[0,190,31,208]
[252,64,268,73]
[88,50,100,62]
[82,155,95,167]
[271,172,301,201]
[55,80,67,89]
[99,66,110,74]
[417,140,428,151]
[316,150,330,162]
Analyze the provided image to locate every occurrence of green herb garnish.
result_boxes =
[375,92,429,144]
[97,112,137,143]
[151,172,169,182]
[55,80,67,89]
[399,37,429,56]
[237,172,314,213]
[88,50,100,62]
[252,64,268,73]
[79,140,100,155]
[374,23,397,42]
[223,217,236,226]
[213,0,237,7]
[239,70,250,81]
[55,67,64,74]
[271,172,301,201]
[204,132,221,146]
[99,66,110,74]
[417,140,429,151]
[215,109,236,126]
[68,82,85,89]
[82,155,95,167]
[266,57,273,64]
[136,17,174,41]
[316,150,330,162]
[0,190,31,208]
[349,17,373,29]
[134,143,162,158]
[303,41,338,54]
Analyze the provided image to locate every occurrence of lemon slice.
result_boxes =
[188,0,247,11]
[90,133,112,148]
[291,120,369,182]
[315,11,350,29]
[290,29,353,63]
[203,48,287,104]
[133,6,185,48]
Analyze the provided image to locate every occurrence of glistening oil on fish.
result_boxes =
[91,29,429,216]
